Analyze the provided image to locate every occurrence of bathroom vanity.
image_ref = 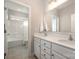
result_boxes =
[34,32,75,59]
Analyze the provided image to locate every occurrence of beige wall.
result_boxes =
[71,14,75,32]
[59,3,75,32]
[45,10,60,32]
[45,13,52,31]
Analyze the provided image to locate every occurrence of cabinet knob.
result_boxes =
[44,43,46,45]
[52,54,54,56]
[44,49,46,50]
[44,54,46,56]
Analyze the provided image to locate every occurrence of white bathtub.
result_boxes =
[7,33,28,48]
[7,36,24,48]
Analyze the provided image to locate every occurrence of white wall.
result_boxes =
[59,3,75,32]
[71,14,75,32]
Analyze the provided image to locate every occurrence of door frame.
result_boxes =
[4,0,32,59]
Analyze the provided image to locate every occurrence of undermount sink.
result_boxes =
[58,40,75,44]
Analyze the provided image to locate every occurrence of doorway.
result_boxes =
[4,0,30,59]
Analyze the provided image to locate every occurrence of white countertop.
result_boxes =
[34,32,75,50]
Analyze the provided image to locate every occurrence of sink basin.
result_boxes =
[58,40,75,44]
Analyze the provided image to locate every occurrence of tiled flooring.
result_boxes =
[8,45,29,59]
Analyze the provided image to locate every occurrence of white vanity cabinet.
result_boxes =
[41,50,51,59]
[34,37,41,59]
[34,37,75,59]
[52,43,75,59]
[41,40,51,59]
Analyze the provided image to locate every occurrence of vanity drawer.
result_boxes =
[34,37,40,43]
[41,50,51,59]
[41,40,51,48]
[52,43,75,58]
[45,53,51,59]
[41,45,51,54]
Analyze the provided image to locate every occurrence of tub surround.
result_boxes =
[34,32,75,50]
[8,40,28,48]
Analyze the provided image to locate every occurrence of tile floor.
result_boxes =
[8,45,29,59]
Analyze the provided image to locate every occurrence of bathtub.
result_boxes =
[7,34,24,48]
[6,33,28,48]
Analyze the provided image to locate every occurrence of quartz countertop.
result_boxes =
[34,32,75,50]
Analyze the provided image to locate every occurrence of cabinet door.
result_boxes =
[41,55,45,59]
[45,53,51,59]
[52,51,67,59]
[37,45,40,59]
[34,39,40,59]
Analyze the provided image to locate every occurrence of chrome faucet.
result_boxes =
[43,28,47,36]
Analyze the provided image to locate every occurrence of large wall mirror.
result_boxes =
[46,0,75,33]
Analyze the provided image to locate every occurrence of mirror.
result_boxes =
[45,0,75,33]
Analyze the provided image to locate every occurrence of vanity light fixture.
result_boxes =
[48,0,68,11]
[49,0,57,4]
[53,0,57,2]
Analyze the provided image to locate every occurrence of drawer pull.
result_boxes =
[39,45,40,47]
[44,49,46,50]
[44,54,46,56]
[44,43,46,45]
[52,54,54,56]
